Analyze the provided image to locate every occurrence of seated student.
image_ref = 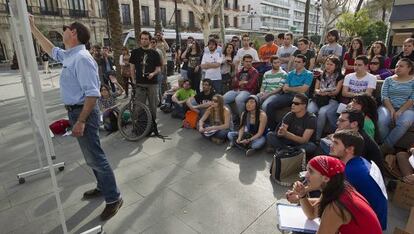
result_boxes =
[308,55,344,140]
[368,41,391,69]
[257,55,287,112]
[290,156,382,234]
[341,55,377,104]
[198,94,231,144]
[378,58,414,154]
[320,109,385,174]
[266,94,317,156]
[98,74,125,131]
[223,54,259,116]
[348,94,378,140]
[171,79,196,119]
[266,54,313,131]
[227,95,267,156]
[186,79,215,116]
[160,78,184,112]
[390,38,414,70]
[330,130,388,230]
[396,146,414,185]
[369,55,393,80]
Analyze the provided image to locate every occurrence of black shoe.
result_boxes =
[100,198,123,221]
[83,188,102,199]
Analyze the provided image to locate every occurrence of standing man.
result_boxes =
[201,39,223,94]
[276,32,297,71]
[101,46,115,92]
[258,33,278,63]
[129,31,162,135]
[233,34,260,71]
[288,38,315,71]
[29,19,122,220]
[316,29,343,65]
[180,36,195,80]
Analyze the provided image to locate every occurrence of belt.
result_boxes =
[64,104,84,111]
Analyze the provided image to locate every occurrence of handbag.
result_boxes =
[313,95,330,108]
[270,146,306,187]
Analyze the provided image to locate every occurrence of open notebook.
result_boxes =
[277,203,320,233]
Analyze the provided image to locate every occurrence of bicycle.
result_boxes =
[117,82,153,141]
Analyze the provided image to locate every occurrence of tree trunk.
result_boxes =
[202,20,211,44]
[382,6,386,22]
[355,0,364,15]
[219,0,225,45]
[107,0,123,83]
[303,0,311,38]
[132,0,141,46]
[154,0,162,32]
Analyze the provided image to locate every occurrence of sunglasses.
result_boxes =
[370,62,379,65]
[292,101,305,105]
[63,25,72,31]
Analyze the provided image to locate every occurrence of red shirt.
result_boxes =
[232,67,259,94]
[338,187,382,234]
[343,52,355,75]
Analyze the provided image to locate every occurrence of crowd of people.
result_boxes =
[86,28,414,232]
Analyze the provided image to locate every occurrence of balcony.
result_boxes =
[294,14,304,20]
[262,21,289,29]
[26,5,89,18]
[262,10,290,18]
[69,9,88,18]
[262,0,290,7]
[40,7,61,16]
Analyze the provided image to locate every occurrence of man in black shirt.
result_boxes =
[180,36,195,80]
[129,31,162,131]
[186,79,215,116]
[266,93,317,156]
[390,38,414,69]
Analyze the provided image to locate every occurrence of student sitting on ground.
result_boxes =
[98,73,124,131]
[256,55,287,112]
[198,94,232,144]
[266,93,317,157]
[227,95,267,156]
[290,155,382,233]
[186,79,215,116]
[171,79,196,119]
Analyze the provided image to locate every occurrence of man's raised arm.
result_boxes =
[29,15,54,55]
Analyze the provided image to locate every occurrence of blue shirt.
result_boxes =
[52,45,101,105]
[345,157,388,230]
[286,69,313,88]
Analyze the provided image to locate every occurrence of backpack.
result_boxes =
[182,110,198,129]
[270,146,306,187]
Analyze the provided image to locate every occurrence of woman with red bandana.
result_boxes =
[291,156,382,234]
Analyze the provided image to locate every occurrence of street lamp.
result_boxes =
[248,9,257,31]
[314,0,321,35]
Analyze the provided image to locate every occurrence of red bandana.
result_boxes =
[308,155,345,178]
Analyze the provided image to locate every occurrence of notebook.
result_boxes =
[276,203,320,233]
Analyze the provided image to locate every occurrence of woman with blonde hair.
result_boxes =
[198,94,232,144]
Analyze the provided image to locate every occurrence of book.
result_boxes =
[276,203,320,233]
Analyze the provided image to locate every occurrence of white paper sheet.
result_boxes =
[277,203,320,233]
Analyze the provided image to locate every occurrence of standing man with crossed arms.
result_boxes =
[29,17,122,220]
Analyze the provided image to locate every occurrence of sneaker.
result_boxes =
[83,188,102,199]
[100,198,123,221]
[245,148,255,157]
[211,137,224,144]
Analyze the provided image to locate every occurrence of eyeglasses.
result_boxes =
[370,62,379,65]
[63,25,72,31]
[292,101,305,105]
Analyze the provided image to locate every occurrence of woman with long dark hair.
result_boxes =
[308,55,344,139]
[368,55,393,80]
[349,93,379,140]
[227,95,267,156]
[368,41,391,69]
[343,38,364,75]
[221,43,236,93]
[198,94,232,144]
[181,41,202,94]
[292,155,382,233]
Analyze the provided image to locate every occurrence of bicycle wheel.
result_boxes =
[117,101,152,141]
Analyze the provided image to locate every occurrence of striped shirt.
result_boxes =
[381,76,414,110]
[261,69,287,92]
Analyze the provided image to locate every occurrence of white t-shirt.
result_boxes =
[201,50,223,80]
[276,45,297,70]
[319,43,343,58]
[343,72,377,94]
[234,47,259,70]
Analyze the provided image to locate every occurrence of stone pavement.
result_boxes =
[0,69,410,233]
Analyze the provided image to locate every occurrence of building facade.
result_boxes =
[388,0,414,53]
[239,0,322,36]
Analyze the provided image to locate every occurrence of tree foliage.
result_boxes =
[336,9,370,37]
[360,21,388,46]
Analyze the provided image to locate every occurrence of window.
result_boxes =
[241,18,245,24]
[39,0,59,15]
[234,0,238,10]
[176,9,182,27]
[242,5,245,11]
[160,8,167,27]
[234,17,238,27]
[213,15,219,28]
[121,4,131,25]
[142,6,150,26]
[189,11,195,28]
[247,4,250,11]
[224,0,230,8]
[100,0,107,17]
[68,0,87,17]
[224,15,229,27]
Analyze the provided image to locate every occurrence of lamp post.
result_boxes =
[315,0,321,35]
[174,0,180,48]
[248,9,257,32]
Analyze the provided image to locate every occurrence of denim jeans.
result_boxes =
[261,95,279,112]
[266,131,317,156]
[266,93,295,130]
[211,80,223,95]
[68,106,121,204]
[227,131,266,149]
[377,106,414,146]
[180,69,188,80]
[223,90,251,115]
[307,99,339,140]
